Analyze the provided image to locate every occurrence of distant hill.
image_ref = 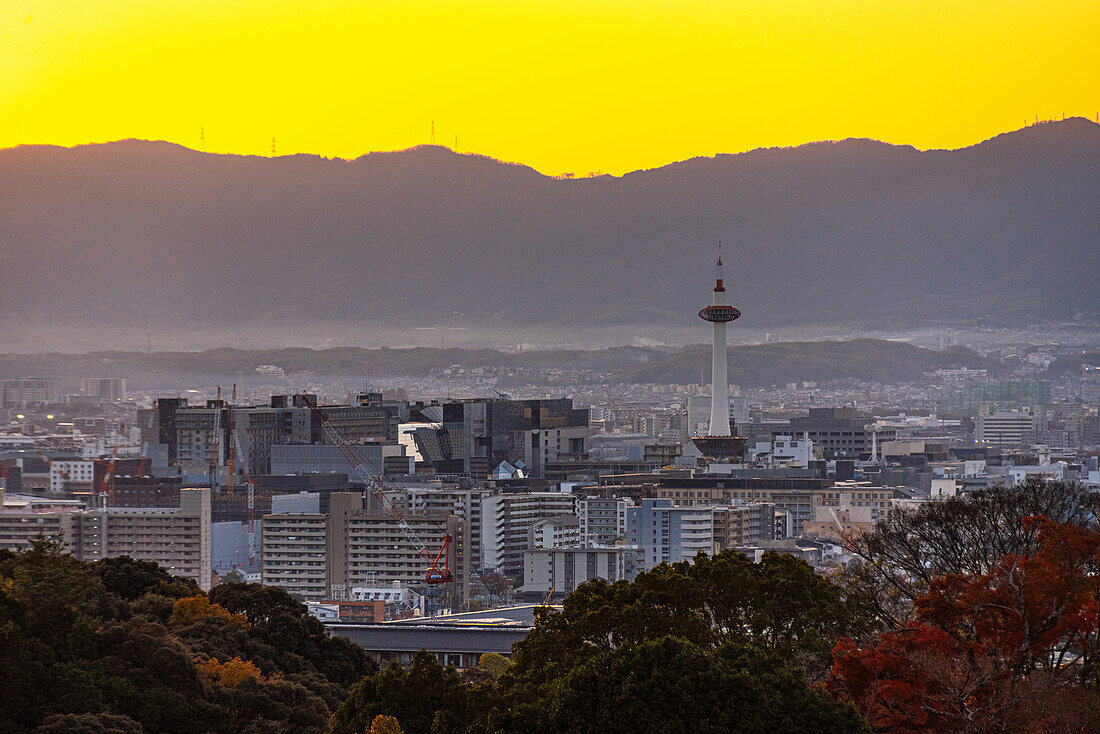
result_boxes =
[0,339,1003,390]
[0,119,1097,346]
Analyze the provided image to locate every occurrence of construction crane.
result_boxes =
[226,386,237,497]
[299,394,454,584]
[209,387,222,493]
[230,414,257,567]
[99,423,126,507]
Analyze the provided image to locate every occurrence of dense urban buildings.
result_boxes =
[0,257,1096,619]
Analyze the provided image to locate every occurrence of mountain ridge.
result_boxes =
[0,338,1003,391]
[0,119,1097,348]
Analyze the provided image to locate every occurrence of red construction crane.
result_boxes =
[99,423,126,507]
[299,394,454,584]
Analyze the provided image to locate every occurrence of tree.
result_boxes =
[841,480,1100,628]
[207,582,374,690]
[371,715,404,734]
[541,638,868,734]
[93,555,201,602]
[462,653,510,685]
[829,518,1100,732]
[507,549,870,685]
[34,713,143,734]
[196,656,263,687]
[479,572,511,604]
[330,652,468,734]
[0,544,357,734]
[170,596,250,630]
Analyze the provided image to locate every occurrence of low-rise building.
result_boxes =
[522,545,637,595]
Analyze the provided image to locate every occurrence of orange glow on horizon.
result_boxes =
[1,1,1097,176]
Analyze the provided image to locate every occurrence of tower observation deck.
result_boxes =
[692,250,747,462]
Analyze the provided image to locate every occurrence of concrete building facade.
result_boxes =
[480,492,578,576]
[626,498,713,571]
[523,546,636,595]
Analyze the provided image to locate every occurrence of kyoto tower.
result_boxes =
[692,246,748,462]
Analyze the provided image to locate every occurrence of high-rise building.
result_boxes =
[976,405,1041,447]
[578,496,632,544]
[711,502,776,551]
[480,492,578,576]
[260,492,471,603]
[413,398,591,479]
[691,251,747,462]
[775,408,896,460]
[626,498,713,571]
[74,488,213,591]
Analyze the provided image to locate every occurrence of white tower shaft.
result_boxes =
[709,265,731,436]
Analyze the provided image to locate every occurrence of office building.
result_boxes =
[413,398,591,479]
[774,408,896,459]
[976,405,1041,447]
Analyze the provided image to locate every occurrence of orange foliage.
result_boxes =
[195,656,263,687]
[370,714,404,734]
[169,595,249,630]
[829,519,1100,732]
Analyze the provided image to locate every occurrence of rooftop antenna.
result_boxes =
[200,125,205,151]
[430,121,436,145]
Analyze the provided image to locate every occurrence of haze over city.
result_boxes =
[1,2,1099,733]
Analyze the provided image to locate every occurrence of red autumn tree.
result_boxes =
[829,518,1100,732]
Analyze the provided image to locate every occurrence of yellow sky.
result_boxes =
[1,0,1097,176]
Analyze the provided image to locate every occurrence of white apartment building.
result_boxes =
[0,507,81,552]
[391,485,490,571]
[75,488,212,590]
[626,498,713,572]
[261,513,329,600]
[259,493,471,602]
[481,492,578,576]
[49,459,95,494]
[523,545,636,595]
[527,515,581,549]
[1,489,217,590]
[80,378,127,402]
[578,497,632,544]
